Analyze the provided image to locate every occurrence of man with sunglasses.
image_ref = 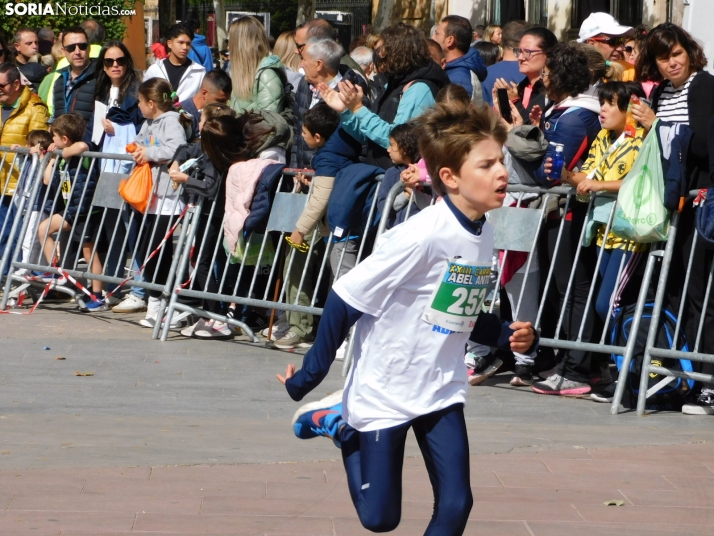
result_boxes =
[50,26,97,124]
[577,12,635,81]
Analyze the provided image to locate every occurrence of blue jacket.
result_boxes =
[327,163,384,239]
[536,103,601,186]
[657,120,694,211]
[444,48,487,97]
[188,34,214,72]
[44,155,99,224]
[83,90,144,150]
[311,126,362,177]
[244,163,286,236]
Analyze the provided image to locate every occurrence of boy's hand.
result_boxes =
[276,364,296,385]
[61,142,87,160]
[290,230,304,245]
[10,144,21,150]
[295,172,311,187]
[576,179,601,194]
[509,321,535,353]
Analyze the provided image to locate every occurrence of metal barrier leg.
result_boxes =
[636,211,681,416]
[610,251,660,414]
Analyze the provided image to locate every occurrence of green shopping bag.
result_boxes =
[224,233,276,266]
[611,121,670,243]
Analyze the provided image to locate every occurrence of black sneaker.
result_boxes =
[682,389,714,415]
[590,382,618,403]
[467,353,503,386]
[510,364,533,386]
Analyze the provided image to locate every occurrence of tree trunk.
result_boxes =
[296,0,317,26]
[158,0,176,39]
[374,0,398,31]
[214,0,227,50]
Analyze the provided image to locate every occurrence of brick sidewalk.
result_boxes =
[2,442,713,535]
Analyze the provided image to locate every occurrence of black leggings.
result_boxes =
[341,403,473,535]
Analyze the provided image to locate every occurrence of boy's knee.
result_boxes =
[437,490,473,526]
[359,508,401,533]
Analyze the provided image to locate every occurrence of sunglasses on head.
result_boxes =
[64,42,89,53]
[103,56,128,67]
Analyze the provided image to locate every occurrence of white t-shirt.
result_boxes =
[333,200,494,432]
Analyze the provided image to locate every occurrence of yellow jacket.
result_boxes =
[0,87,50,195]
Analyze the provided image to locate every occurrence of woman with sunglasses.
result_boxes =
[632,23,714,416]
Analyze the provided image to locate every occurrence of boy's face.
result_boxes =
[52,131,68,149]
[301,125,323,149]
[600,98,628,132]
[442,139,508,216]
[167,33,192,61]
[201,84,229,106]
[387,137,405,165]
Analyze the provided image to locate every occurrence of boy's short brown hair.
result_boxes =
[26,130,53,151]
[414,103,507,196]
[51,113,86,144]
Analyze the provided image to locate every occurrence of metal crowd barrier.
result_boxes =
[1,149,194,340]
[159,169,384,342]
[633,191,714,415]
[0,147,37,282]
[365,180,683,414]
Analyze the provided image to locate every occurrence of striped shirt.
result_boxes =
[656,73,695,124]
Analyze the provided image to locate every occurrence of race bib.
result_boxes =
[60,169,71,201]
[422,258,491,333]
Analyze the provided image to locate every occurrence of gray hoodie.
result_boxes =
[135,110,188,215]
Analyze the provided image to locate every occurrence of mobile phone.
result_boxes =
[497,88,513,124]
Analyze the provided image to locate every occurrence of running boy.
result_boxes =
[277,103,536,535]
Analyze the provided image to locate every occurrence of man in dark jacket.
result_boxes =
[292,37,367,169]
[432,15,487,101]
[51,26,97,124]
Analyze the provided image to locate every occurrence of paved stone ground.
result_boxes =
[1,304,714,534]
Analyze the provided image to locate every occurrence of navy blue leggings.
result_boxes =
[341,403,473,535]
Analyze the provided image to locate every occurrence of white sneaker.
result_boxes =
[103,292,123,307]
[113,293,147,313]
[261,318,290,341]
[195,319,234,340]
[138,297,160,328]
[181,318,208,337]
[334,339,348,361]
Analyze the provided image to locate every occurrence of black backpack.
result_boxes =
[610,303,694,410]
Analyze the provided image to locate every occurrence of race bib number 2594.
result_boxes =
[422,258,491,333]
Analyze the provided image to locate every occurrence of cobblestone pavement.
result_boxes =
[1,305,714,534]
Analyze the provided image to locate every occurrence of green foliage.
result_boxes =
[0,0,136,41]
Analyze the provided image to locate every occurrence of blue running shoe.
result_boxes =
[81,298,108,313]
[291,389,345,447]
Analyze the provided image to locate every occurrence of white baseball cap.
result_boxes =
[578,12,633,42]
